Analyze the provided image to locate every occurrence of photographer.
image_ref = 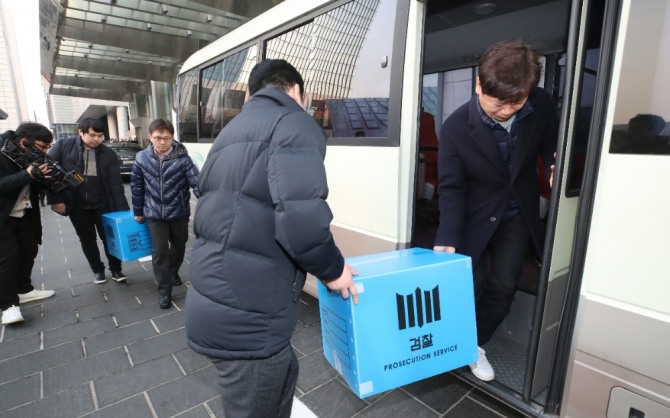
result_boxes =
[0,122,56,325]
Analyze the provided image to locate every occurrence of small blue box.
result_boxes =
[318,248,477,398]
[102,211,152,262]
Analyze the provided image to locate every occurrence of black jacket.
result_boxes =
[0,132,43,244]
[47,136,129,212]
[435,88,557,264]
[131,141,200,221]
[186,88,344,360]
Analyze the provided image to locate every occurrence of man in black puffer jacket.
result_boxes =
[131,118,200,310]
[186,59,358,418]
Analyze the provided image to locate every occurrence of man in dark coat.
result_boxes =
[131,118,200,310]
[48,118,130,284]
[434,40,557,381]
[0,123,56,324]
[186,59,358,418]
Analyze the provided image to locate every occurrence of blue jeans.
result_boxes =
[473,217,530,345]
[210,344,299,418]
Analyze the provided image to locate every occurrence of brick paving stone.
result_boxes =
[83,321,157,356]
[94,355,183,407]
[1,382,94,418]
[43,347,131,396]
[79,394,154,418]
[43,315,118,348]
[146,365,219,417]
[0,373,41,411]
[0,340,84,384]
[125,327,188,365]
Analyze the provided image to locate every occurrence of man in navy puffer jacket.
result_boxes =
[131,118,199,309]
[186,59,358,418]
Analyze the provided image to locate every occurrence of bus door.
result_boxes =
[414,0,607,414]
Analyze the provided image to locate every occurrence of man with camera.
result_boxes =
[0,122,56,325]
[48,118,130,284]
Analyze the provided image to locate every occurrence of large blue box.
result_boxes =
[102,211,152,262]
[318,248,477,398]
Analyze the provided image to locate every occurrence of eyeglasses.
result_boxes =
[34,142,52,151]
[151,136,173,142]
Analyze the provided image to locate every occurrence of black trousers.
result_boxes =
[68,206,122,274]
[211,344,299,418]
[0,214,37,310]
[146,218,188,297]
[473,217,530,345]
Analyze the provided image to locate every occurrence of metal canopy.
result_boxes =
[39,0,283,102]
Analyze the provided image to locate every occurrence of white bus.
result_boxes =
[176,0,670,416]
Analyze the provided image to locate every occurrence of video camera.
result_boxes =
[1,138,84,192]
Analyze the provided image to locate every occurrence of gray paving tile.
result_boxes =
[300,378,368,418]
[0,340,84,384]
[43,348,131,396]
[113,298,177,327]
[0,332,40,360]
[298,293,321,326]
[401,371,471,414]
[147,365,220,417]
[43,316,118,348]
[77,296,142,321]
[80,394,154,418]
[126,327,188,365]
[150,310,185,333]
[37,292,106,314]
[0,373,40,411]
[296,349,339,393]
[444,396,512,418]
[173,403,216,418]
[173,347,211,374]
[1,382,94,418]
[356,390,438,418]
[468,388,529,418]
[94,355,184,407]
[205,396,225,417]
[291,322,324,356]
[84,321,158,356]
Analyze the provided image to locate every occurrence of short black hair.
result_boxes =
[149,118,175,135]
[248,59,304,97]
[478,39,541,103]
[15,122,53,144]
[78,117,105,134]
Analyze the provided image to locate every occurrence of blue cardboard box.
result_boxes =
[102,211,152,262]
[318,248,477,398]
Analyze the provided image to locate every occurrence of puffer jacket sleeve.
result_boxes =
[130,149,147,217]
[182,155,200,198]
[268,110,344,282]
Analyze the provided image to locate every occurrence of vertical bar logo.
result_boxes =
[396,286,441,330]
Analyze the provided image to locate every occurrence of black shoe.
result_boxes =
[111,271,128,283]
[94,271,106,284]
[159,295,171,309]
[172,274,183,286]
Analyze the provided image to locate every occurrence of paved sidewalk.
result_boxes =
[0,185,525,418]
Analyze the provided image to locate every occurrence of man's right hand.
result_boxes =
[433,246,456,253]
[51,203,66,215]
[325,263,359,304]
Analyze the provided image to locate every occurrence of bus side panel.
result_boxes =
[563,0,670,416]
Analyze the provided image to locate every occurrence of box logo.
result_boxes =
[396,286,441,330]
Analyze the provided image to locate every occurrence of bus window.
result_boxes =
[265,0,396,140]
[188,45,258,143]
[177,68,198,143]
[608,1,670,156]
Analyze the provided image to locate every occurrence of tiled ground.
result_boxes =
[0,185,528,417]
